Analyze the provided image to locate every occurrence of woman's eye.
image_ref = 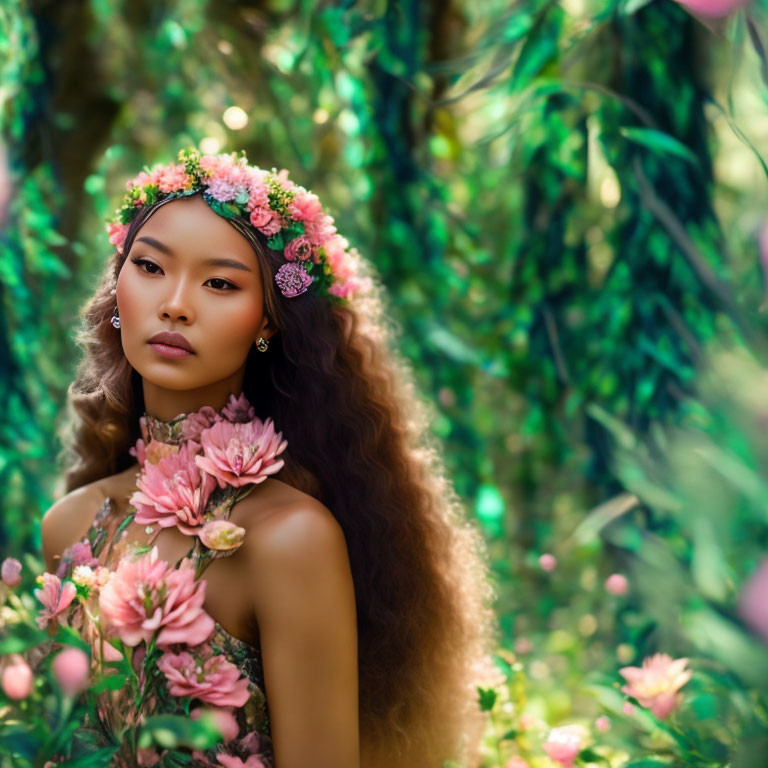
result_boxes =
[130,258,236,291]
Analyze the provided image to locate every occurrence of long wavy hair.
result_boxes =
[58,190,499,767]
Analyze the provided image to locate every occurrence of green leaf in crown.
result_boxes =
[204,194,242,220]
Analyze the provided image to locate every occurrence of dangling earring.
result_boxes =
[110,306,121,329]
[256,337,269,352]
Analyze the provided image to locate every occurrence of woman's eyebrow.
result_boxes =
[135,235,253,272]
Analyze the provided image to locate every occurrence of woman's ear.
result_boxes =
[258,314,279,341]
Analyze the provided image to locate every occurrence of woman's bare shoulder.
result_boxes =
[40,465,139,574]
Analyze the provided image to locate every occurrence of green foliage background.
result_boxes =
[2,0,768,765]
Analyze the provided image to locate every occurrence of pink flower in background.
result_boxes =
[158,644,251,707]
[199,520,246,552]
[506,758,529,768]
[539,553,557,572]
[738,557,768,641]
[195,418,288,489]
[99,548,214,648]
[52,647,90,695]
[191,706,240,742]
[217,755,267,768]
[222,393,256,423]
[34,573,77,629]
[604,573,629,596]
[594,715,611,732]
[1,655,33,699]
[622,701,635,715]
[542,724,585,768]
[130,440,217,535]
[514,636,533,655]
[674,0,751,17]
[1,557,22,586]
[56,539,98,578]
[619,653,692,719]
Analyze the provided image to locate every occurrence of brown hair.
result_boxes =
[57,190,499,767]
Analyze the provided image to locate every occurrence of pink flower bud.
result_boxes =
[594,715,611,732]
[52,647,90,696]
[191,705,239,742]
[604,573,628,596]
[539,553,557,572]
[1,655,33,699]
[1,557,22,587]
[199,520,246,552]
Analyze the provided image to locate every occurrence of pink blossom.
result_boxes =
[181,406,223,441]
[158,644,251,707]
[34,573,77,629]
[52,647,90,695]
[594,715,611,732]
[56,539,98,578]
[1,557,22,587]
[738,556,768,642]
[542,724,585,768]
[99,548,214,648]
[130,440,217,535]
[217,755,266,768]
[674,0,751,17]
[274,262,313,298]
[191,706,240,742]
[619,653,692,719]
[287,189,322,223]
[221,393,256,423]
[155,163,194,194]
[539,553,557,572]
[604,573,628,596]
[195,418,288,489]
[199,520,246,552]
[506,758,529,768]
[1,655,33,699]
[107,221,129,252]
[622,701,635,715]
[284,234,314,262]
[304,213,336,247]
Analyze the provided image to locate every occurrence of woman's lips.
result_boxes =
[148,342,194,359]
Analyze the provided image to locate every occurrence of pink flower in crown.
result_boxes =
[206,178,248,204]
[275,262,313,298]
[245,179,269,211]
[284,234,314,262]
[99,548,215,647]
[106,221,129,252]
[155,163,194,194]
[157,643,251,707]
[221,393,256,423]
[304,212,337,247]
[195,418,288,489]
[250,206,283,236]
[275,168,297,192]
[129,440,217,535]
[34,573,77,629]
[287,189,323,223]
[619,653,692,719]
[56,538,98,578]
[181,405,222,442]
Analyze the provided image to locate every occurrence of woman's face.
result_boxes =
[116,193,276,404]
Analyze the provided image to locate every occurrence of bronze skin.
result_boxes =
[115,193,278,420]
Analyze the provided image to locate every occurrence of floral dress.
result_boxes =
[52,392,287,768]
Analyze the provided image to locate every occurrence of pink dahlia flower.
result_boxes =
[181,406,222,442]
[542,724,585,768]
[34,573,77,629]
[284,234,314,262]
[99,548,215,648]
[158,644,251,707]
[130,440,217,535]
[221,393,256,423]
[1,557,22,587]
[195,418,287,489]
[619,653,692,719]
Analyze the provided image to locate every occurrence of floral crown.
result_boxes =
[105,147,370,302]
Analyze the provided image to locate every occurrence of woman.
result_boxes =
[41,148,498,767]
